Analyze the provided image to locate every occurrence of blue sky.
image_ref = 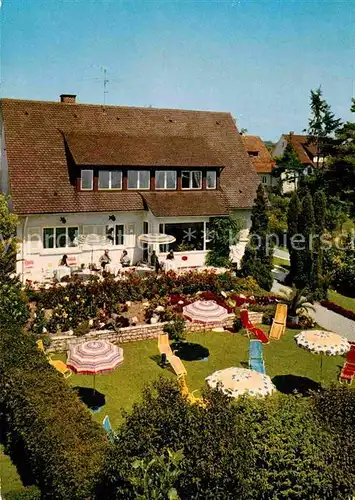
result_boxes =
[1,0,353,140]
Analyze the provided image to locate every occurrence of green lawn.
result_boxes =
[273,256,290,268]
[328,290,355,313]
[52,328,345,429]
[0,445,24,497]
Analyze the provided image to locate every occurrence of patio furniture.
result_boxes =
[269,303,288,340]
[249,340,266,374]
[36,340,72,379]
[240,309,269,344]
[67,340,124,391]
[102,415,117,443]
[183,300,229,324]
[54,266,71,281]
[158,333,173,357]
[206,367,276,398]
[167,354,187,377]
[339,344,355,384]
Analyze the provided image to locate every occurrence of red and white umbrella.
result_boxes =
[183,300,229,324]
[67,340,123,390]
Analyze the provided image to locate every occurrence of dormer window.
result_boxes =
[206,171,217,189]
[156,170,177,190]
[127,170,150,189]
[98,170,122,190]
[248,151,259,157]
[182,171,202,190]
[81,169,93,190]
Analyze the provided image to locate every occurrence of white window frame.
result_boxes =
[106,224,125,246]
[262,175,268,184]
[206,171,217,190]
[42,226,79,249]
[81,169,93,190]
[181,170,202,190]
[127,170,150,190]
[98,170,122,190]
[155,170,177,190]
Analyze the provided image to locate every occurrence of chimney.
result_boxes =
[60,94,76,104]
[289,131,294,135]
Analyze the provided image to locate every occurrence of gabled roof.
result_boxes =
[1,98,260,215]
[142,191,229,217]
[282,134,317,166]
[241,135,275,174]
[64,133,224,167]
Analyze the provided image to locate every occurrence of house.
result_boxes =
[0,94,260,281]
[241,135,277,188]
[273,132,324,192]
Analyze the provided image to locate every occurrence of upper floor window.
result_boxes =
[98,170,122,190]
[262,175,268,184]
[43,227,79,249]
[156,170,177,190]
[248,151,259,157]
[182,171,202,190]
[81,169,93,190]
[206,171,217,189]
[128,170,150,189]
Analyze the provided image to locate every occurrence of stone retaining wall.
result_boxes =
[47,311,263,353]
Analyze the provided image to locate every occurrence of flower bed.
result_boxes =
[320,299,355,321]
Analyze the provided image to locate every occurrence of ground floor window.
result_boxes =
[43,227,79,249]
[159,222,205,252]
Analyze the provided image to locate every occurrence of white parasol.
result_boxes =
[206,367,276,398]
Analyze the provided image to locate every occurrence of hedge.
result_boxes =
[0,326,108,500]
[320,299,355,321]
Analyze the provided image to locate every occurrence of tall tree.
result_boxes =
[326,98,355,215]
[0,194,18,283]
[241,184,273,291]
[306,86,341,168]
[310,190,327,298]
[286,192,302,286]
[296,190,315,289]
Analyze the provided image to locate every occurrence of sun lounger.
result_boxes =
[167,354,187,377]
[339,346,355,384]
[249,339,266,374]
[158,333,173,357]
[36,339,72,378]
[240,309,269,344]
[269,303,287,340]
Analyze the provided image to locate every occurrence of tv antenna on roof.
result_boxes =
[101,67,109,106]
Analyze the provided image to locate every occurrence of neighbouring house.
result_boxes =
[241,135,277,188]
[0,95,260,281]
[273,132,325,193]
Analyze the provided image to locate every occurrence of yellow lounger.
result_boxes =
[269,303,287,340]
[49,359,72,379]
[167,355,187,377]
[158,333,173,357]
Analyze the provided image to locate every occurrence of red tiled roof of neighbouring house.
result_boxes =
[141,191,229,217]
[241,135,276,174]
[64,133,224,167]
[282,134,317,166]
[1,98,260,215]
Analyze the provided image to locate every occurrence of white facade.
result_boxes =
[17,209,252,282]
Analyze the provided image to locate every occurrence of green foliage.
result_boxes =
[310,190,327,298]
[163,316,186,343]
[129,448,183,500]
[4,486,41,500]
[0,325,107,500]
[0,194,18,283]
[0,281,28,328]
[241,185,273,291]
[280,286,315,318]
[205,216,241,268]
[267,193,289,242]
[96,378,354,499]
[274,141,304,185]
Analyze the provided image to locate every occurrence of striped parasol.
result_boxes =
[183,300,229,324]
[67,340,123,390]
[137,233,176,244]
[206,367,276,398]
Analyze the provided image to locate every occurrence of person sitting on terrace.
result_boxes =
[99,249,111,271]
[59,254,69,267]
[166,249,175,260]
[120,250,131,267]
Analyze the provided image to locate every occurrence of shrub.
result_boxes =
[4,486,41,500]
[73,319,92,336]
[163,316,186,343]
[0,326,107,500]
[0,281,28,328]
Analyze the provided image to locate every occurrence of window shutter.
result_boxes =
[26,227,41,254]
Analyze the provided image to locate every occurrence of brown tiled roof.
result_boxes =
[284,134,317,166]
[142,191,229,217]
[1,98,260,215]
[64,132,224,167]
[241,135,275,174]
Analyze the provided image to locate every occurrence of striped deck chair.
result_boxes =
[249,339,266,374]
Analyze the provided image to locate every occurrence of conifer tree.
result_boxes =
[311,190,327,298]
[296,190,315,289]
[241,184,273,291]
[274,141,304,189]
[286,192,302,285]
